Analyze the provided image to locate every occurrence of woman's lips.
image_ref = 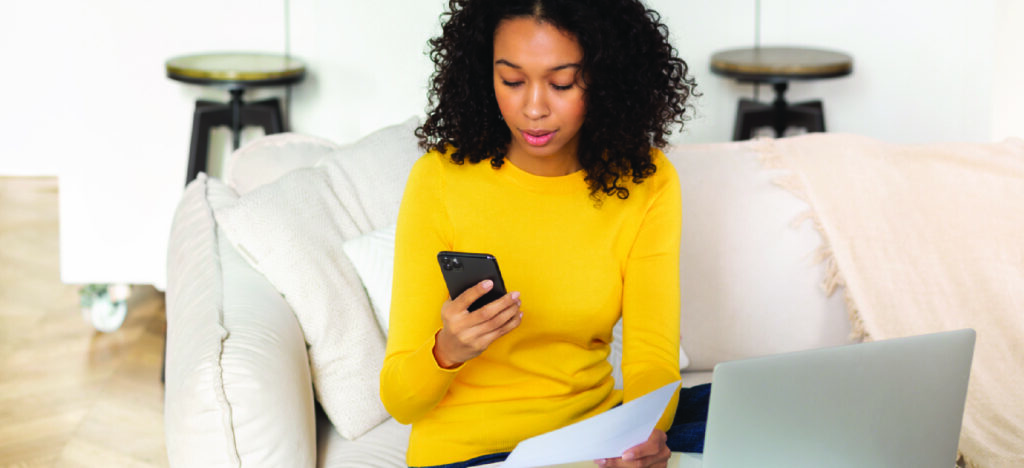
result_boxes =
[522,130,556,146]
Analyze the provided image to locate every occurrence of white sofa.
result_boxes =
[163,118,854,467]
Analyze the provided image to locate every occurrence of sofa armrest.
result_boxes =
[165,176,316,467]
[218,230,317,465]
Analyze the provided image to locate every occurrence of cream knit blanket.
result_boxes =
[756,134,1024,468]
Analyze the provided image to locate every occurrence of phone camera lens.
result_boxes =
[451,258,462,270]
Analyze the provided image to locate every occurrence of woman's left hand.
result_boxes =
[594,429,670,468]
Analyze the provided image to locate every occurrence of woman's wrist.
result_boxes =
[433,329,463,369]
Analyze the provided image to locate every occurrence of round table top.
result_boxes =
[710,46,852,83]
[166,52,306,87]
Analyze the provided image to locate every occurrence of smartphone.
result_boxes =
[437,251,508,312]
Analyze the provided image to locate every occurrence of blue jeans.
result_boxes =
[664,383,711,453]
[412,383,711,468]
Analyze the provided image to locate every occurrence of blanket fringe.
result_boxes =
[755,140,869,343]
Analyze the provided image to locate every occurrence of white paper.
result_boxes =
[501,380,681,468]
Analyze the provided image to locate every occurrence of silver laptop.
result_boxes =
[686,328,975,468]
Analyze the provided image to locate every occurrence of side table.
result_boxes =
[167,52,306,185]
[710,46,852,140]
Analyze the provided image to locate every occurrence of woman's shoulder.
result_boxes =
[417,146,450,163]
[410,147,452,174]
[640,147,680,194]
[648,147,676,174]
[414,146,493,176]
[409,146,485,187]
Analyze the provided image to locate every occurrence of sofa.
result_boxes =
[162,117,867,467]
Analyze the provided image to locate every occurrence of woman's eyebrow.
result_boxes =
[494,59,581,71]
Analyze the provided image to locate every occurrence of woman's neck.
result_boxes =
[506,148,582,177]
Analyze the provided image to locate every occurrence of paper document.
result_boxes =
[501,380,681,468]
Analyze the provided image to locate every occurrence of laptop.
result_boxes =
[679,328,975,468]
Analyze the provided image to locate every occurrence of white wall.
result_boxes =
[992,0,1024,142]
[0,0,1019,287]
[1,0,294,287]
[286,0,445,144]
[654,0,1002,144]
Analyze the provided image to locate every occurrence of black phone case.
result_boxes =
[437,251,508,312]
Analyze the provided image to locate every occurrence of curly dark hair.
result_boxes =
[417,0,697,199]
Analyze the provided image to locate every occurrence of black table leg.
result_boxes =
[786,101,825,133]
[228,88,246,150]
[734,99,770,141]
[185,92,288,186]
[770,82,790,138]
[732,83,827,140]
[243,98,285,135]
[187,101,231,185]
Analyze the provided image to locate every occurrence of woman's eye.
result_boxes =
[551,83,574,91]
[502,80,523,88]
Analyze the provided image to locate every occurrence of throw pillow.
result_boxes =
[212,117,423,440]
[342,224,396,335]
[226,133,344,195]
[313,116,423,232]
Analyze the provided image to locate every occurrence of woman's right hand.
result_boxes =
[433,280,522,368]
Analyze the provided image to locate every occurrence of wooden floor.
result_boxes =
[0,177,169,467]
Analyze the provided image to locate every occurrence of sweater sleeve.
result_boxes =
[621,151,683,431]
[379,153,462,424]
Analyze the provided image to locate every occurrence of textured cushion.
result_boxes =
[226,133,344,195]
[211,117,422,439]
[312,117,422,231]
[666,142,853,371]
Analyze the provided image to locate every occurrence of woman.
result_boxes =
[380,1,703,467]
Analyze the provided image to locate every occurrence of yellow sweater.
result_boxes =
[380,149,682,466]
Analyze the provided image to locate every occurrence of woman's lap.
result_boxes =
[413,383,711,467]
[410,451,512,468]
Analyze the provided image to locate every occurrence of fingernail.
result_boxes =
[481,280,493,289]
[511,291,520,299]
[595,460,606,466]
[622,452,635,461]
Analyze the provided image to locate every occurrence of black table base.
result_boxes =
[732,81,826,141]
[185,88,285,185]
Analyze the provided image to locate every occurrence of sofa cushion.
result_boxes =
[211,117,423,440]
[317,416,410,468]
[666,142,853,371]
